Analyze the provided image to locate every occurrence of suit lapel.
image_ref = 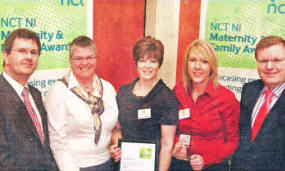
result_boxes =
[242,81,264,143]
[247,81,264,114]
[255,87,285,142]
[0,75,44,148]
[29,85,49,147]
[16,101,43,145]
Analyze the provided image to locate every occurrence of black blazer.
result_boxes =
[0,75,58,171]
[232,80,285,170]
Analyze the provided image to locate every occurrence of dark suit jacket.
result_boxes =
[0,75,58,171]
[232,80,285,170]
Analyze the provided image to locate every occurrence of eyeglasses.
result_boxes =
[71,56,96,63]
[257,58,285,66]
[11,48,39,57]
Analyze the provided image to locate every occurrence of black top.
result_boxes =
[117,78,178,142]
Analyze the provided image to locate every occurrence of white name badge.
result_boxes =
[138,108,151,119]
[179,134,191,146]
[179,108,190,120]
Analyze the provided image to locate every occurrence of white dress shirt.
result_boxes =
[251,82,285,127]
[44,71,118,171]
[2,72,44,135]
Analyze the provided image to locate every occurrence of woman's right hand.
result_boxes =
[110,144,121,163]
[172,142,188,161]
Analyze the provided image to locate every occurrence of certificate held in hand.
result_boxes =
[118,139,159,171]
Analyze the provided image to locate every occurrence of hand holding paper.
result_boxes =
[172,142,189,161]
[110,144,121,163]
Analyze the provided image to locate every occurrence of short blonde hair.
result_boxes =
[182,39,219,92]
[69,36,97,58]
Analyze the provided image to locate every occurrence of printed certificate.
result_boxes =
[119,139,159,171]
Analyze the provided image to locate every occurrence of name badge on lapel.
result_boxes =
[179,108,190,120]
[138,108,151,119]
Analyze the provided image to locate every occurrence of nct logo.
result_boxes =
[267,0,285,14]
[139,148,152,159]
[60,0,84,6]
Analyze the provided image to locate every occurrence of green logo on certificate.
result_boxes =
[139,148,152,159]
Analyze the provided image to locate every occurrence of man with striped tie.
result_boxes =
[232,35,285,170]
[0,28,58,170]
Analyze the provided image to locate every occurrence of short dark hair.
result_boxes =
[3,28,41,66]
[4,28,41,55]
[255,35,285,59]
[133,36,164,67]
[69,36,97,58]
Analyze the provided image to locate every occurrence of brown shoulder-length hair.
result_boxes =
[182,39,219,92]
[133,36,164,67]
[255,35,285,59]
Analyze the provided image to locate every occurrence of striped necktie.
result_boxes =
[22,87,44,145]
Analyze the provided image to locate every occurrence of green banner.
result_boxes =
[0,0,89,71]
[205,0,285,69]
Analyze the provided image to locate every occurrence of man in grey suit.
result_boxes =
[0,28,58,170]
[232,35,285,170]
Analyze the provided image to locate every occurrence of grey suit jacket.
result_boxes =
[232,80,285,170]
[0,74,58,171]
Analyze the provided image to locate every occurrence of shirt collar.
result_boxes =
[188,79,216,97]
[67,70,100,97]
[67,70,80,89]
[204,79,216,97]
[68,71,90,97]
[2,72,28,98]
[260,82,285,98]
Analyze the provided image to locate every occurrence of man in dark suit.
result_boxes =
[232,35,285,170]
[0,28,58,170]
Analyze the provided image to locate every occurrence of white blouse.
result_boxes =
[44,72,118,171]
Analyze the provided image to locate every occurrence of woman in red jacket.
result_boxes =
[170,39,240,171]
